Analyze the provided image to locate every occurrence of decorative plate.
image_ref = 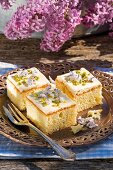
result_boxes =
[0,62,113,147]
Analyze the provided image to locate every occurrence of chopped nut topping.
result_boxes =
[65,70,94,86]
[31,86,66,107]
[12,68,39,87]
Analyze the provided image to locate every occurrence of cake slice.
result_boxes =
[7,67,50,111]
[26,85,77,134]
[55,68,102,112]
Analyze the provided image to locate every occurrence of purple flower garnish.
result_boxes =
[38,93,47,98]
[45,85,51,91]
[27,77,35,86]
[88,76,94,82]
[65,71,82,82]
[77,116,86,125]
[17,70,28,77]
[85,117,98,129]
[77,116,98,128]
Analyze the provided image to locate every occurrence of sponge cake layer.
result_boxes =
[26,86,77,134]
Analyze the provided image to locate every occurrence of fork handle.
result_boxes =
[28,123,76,161]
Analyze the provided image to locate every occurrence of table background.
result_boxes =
[0,33,113,169]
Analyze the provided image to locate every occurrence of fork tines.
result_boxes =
[8,103,28,123]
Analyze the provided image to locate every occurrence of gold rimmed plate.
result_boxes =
[0,63,113,147]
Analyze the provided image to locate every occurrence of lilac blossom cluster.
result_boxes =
[83,0,113,35]
[0,0,15,9]
[40,0,81,51]
[4,0,52,40]
[2,0,82,52]
[0,0,113,52]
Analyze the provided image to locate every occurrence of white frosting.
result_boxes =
[56,68,102,96]
[7,67,50,92]
[27,86,75,115]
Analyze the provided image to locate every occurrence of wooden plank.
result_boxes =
[0,159,113,170]
[0,34,113,66]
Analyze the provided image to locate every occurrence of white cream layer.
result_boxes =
[56,68,102,95]
[27,88,75,115]
[7,67,50,92]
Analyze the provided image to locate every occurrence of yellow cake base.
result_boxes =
[56,79,102,112]
[26,98,77,134]
[7,79,48,111]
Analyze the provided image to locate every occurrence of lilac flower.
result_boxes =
[85,117,98,129]
[45,85,51,91]
[4,0,81,52]
[4,0,52,40]
[40,1,81,51]
[77,116,98,129]
[27,78,35,86]
[4,5,33,40]
[77,116,86,125]
[17,70,28,77]
[0,0,15,9]
[82,0,113,27]
[38,93,47,98]
[65,71,82,82]
[3,0,113,52]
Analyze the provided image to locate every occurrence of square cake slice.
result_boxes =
[56,68,102,112]
[7,67,50,111]
[26,85,77,134]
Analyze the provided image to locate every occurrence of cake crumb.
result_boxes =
[71,124,84,134]
[87,109,102,120]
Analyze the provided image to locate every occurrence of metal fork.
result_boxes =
[3,103,76,161]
